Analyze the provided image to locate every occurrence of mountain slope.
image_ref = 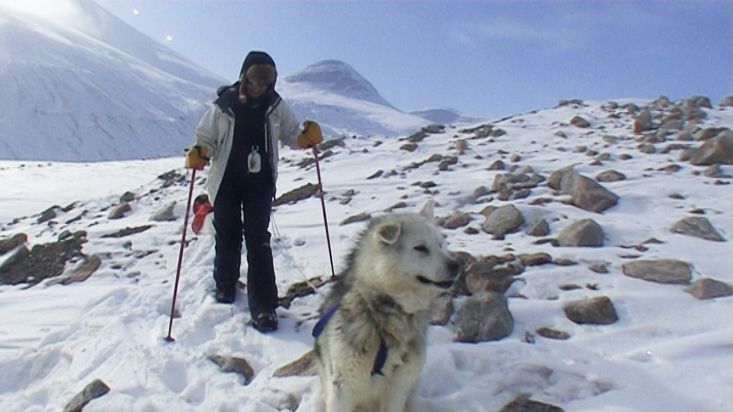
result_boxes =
[0,0,223,161]
[0,96,731,411]
[279,60,429,137]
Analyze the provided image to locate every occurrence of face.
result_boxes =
[239,79,268,99]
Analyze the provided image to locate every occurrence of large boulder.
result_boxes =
[557,219,604,247]
[563,296,619,325]
[622,259,692,284]
[481,205,525,238]
[671,216,725,241]
[455,292,514,342]
[689,131,733,165]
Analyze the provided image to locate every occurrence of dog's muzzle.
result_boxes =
[417,259,460,289]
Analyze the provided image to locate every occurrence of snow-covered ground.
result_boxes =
[0,99,731,411]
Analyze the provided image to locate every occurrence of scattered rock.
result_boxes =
[563,296,618,325]
[208,355,255,385]
[0,233,27,255]
[519,253,553,266]
[150,201,177,222]
[119,191,136,202]
[456,291,514,343]
[101,225,154,238]
[273,183,319,206]
[441,212,472,229]
[38,206,59,223]
[570,116,591,128]
[481,205,525,238]
[588,262,609,274]
[108,202,132,219]
[273,350,318,377]
[595,170,626,182]
[557,219,604,247]
[340,212,371,226]
[430,292,454,325]
[61,255,102,285]
[671,216,725,241]
[499,394,564,412]
[400,142,418,152]
[689,131,733,165]
[525,219,550,237]
[622,259,692,284]
[684,278,733,300]
[633,108,654,134]
[0,232,87,286]
[62,379,110,412]
[536,327,571,340]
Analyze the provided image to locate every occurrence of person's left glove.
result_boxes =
[297,120,323,149]
[185,145,209,170]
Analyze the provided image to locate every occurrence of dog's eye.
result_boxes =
[414,245,429,254]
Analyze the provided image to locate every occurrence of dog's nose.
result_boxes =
[447,259,460,277]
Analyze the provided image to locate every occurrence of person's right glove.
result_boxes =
[297,120,323,149]
[185,145,209,170]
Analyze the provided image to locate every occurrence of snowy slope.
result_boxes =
[0,97,731,411]
[0,0,224,161]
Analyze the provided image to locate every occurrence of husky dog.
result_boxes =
[313,202,459,412]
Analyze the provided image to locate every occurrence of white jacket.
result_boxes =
[192,87,301,204]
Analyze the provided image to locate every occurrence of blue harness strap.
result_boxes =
[312,305,339,338]
[312,304,388,376]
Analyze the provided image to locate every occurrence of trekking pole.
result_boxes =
[164,168,197,342]
[312,146,336,278]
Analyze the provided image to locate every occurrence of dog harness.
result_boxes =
[312,305,388,376]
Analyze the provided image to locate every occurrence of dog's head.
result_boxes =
[362,201,460,296]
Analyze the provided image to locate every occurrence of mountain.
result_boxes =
[0,96,731,410]
[0,0,223,161]
[410,108,481,124]
[279,60,430,137]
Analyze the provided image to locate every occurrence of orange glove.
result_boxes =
[297,120,323,149]
[185,145,209,170]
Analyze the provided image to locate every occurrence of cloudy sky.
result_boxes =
[95,0,731,118]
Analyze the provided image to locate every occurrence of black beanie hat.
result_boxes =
[239,51,277,85]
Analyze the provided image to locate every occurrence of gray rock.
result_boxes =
[456,291,514,343]
[719,96,733,107]
[703,164,732,178]
[0,233,27,255]
[536,327,571,340]
[563,296,618,325]
[685,278,733,299]
[499,394,564,412]
[274,183,319,206]
[150,201,177,222]
[557,219,604,247]
[570,175,619,213]
[481,205,525,238]
[570,116,591,128]
[119,191,136,202]
[273,350,318,377]
[441,212,472,229]
[671,216,725,241]
[430,292,454,325]
[633,108,654,133]
[689,131,733,165]
[622,259,693,284]
[525,219,550,237]
[209,354,255,385]
[63,379,110,412]
[340,212,371,226]
[518,252,553,266]
[595,170,626,182]
[108,202,132,219]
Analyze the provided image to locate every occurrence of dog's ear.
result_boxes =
[418,199,435,221]
[375,222,401,245]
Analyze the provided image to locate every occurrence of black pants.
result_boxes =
[213,176,277,315]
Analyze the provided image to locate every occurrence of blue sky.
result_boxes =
[95,0,731,118]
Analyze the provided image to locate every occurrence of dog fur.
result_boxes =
[314,202,459,412]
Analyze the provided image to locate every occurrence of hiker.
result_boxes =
[185,50,323,332]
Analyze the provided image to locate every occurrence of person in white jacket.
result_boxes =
[185,51,323,332]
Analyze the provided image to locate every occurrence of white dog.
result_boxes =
[312,202,459,412]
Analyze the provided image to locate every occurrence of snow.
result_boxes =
[0,100,731,411]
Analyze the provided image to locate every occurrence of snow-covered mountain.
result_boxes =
[0,0,223,161]
[0,1,469,161]
[279,60,430,138]
[0,96,731,411]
